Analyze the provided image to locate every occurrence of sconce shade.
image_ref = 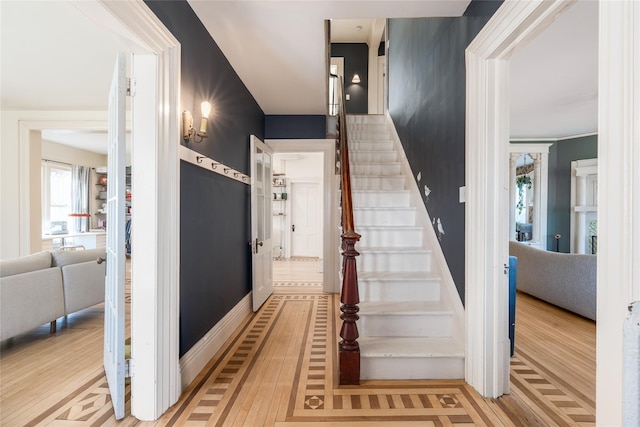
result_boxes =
[352,73,361,83]
[201,101,212,118]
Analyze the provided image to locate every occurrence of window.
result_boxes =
[42,161,72,233]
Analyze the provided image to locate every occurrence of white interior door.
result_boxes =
[250,136,273,312]
[104,51,127,420]
[291,182,321,257]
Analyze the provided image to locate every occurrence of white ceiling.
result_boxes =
[510,0,598,139]
[0,0,598,153]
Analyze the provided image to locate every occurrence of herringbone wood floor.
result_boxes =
[0,280,595,425]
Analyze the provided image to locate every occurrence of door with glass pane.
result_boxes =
[250,136,274,311]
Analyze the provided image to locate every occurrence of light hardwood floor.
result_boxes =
[1,279,595,425]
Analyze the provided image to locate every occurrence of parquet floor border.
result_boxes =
[14,291,595,426]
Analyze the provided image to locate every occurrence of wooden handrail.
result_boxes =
[331,73,361,385]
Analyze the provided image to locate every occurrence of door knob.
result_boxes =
[97,257,106,265]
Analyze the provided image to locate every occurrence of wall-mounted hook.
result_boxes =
[211,162,218,170]
[224,168,230,174]
[234,172,239,178]
[196,156,205,164]
[242,176,247,182]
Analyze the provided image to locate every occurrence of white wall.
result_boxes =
[0,110,107,258]
[42,139,107,167]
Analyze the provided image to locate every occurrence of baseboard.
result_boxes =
[384,112,465,342]
[179,293,252,389]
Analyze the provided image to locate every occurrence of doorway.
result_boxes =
[271,152,324,290]
[467,1,638,423]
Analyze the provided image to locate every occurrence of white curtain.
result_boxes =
[71,165,91,232]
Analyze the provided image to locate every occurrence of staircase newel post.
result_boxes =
[339,229,361,385]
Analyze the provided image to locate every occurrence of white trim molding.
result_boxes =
[265,139,339,294]
[385,112,465,345]
[467,1,640,425]
[597,1,640,425]
[179,145,250,184]
[180,294,252,389]
[465,0,574,399]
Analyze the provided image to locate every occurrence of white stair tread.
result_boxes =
[353,190,411,195]
[358,246,428,253]
[357,225,422,231]
[360,300,450,315]
[358,271,440,281]
[350,162,402,167]
[350,149,397,154]
[360,337,464,358]
[352,174,405,179]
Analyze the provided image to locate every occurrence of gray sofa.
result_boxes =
[0,248,106,341]
[509,241,596,320]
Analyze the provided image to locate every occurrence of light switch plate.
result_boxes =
[345,94,351,101]
[459,186,466,203]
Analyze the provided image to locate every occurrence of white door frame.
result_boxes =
[73,0,181,421]
[266,139,339,294]
[466,0,640,424]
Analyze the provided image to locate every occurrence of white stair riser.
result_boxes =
[351,141,394,151]
[352,176,405,191]
[352,163,402,176]
[358,251,431,272]
[361,356,464,380]
[354,208,416,226]
[348,117,386,125]
[350,151,397,163]
[358,227,422,247]
[359,279,441,302]
[350,132,391,140]
[359,313,452,337]
[352,191,411,207]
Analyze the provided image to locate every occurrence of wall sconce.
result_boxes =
[183,101,212,143]
[352,73,361,84]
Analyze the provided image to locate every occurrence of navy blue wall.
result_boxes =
[547,135,598,252]
[145,0,264,356]
[265,115,326,139]
[330,43,368,114]
[463,0,503,16]
[387,15,495,304]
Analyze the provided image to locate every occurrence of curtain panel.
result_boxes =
[71,165,91,232]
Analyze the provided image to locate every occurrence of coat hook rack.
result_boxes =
[180,145,249,186]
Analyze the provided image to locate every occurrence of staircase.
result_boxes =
[347,115,465,380]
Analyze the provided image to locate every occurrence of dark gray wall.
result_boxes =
[265,115,326,139]
[546,135,598,252]
[387,16,494,304]
[145,0,264,356]
[330,43,368,114]
[463,0,503,16]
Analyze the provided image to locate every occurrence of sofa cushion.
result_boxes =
[0,267,65,341]
[61,261,105,313]
[0,251,52,278]
[51,248,106,268]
